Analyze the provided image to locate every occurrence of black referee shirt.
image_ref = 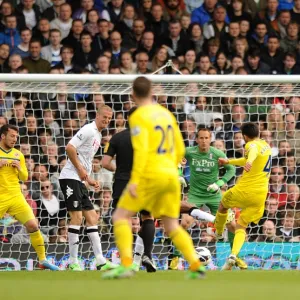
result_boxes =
[105,129,133,181]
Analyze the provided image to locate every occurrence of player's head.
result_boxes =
[132,76,152,105]
[127,106,138,129]
[241,122,259,142]
[196,127,211,152]
[0,124,19,149]
[96,104,113,130]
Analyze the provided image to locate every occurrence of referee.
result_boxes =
[102,107,156,272]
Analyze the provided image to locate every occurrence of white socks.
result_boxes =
[133,235,144,265]
[68,225,80,264]
[86,226,106,265]
[190,208,216,222]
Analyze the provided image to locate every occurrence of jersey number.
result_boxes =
[155,125,174,154]
[263,155,272,173]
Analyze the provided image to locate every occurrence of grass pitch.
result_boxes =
[1,270,299,300]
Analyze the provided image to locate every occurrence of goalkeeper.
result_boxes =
[181,128,247,269]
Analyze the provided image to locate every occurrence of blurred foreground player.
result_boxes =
[0,124,59,270]
[215,123,271,270]
[102,107,156,272]
[103,77,205,279]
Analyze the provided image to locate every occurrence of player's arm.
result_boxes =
[66,127,92,180]
[243,143,259,172]
[16,153,28,181]
[208,152,235,193]
[102,139,116,172]
[129,115,148,185]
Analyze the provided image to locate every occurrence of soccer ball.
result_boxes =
[195,247,212,266]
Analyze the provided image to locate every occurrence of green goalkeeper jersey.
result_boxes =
[185,146,235,199]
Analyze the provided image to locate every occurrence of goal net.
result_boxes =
[0,74,300,271]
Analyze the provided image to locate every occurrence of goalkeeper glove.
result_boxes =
[207,179,225,193]
[179,176,187,187]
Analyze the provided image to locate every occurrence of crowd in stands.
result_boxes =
[1,0,300,246]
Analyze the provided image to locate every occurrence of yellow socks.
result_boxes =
[169,226,200,271]
[214,211,228,235]
[231,229,246,256]
[114,219,133,267]
[29,230,46,262]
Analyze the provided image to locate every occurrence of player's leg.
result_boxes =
[11,198,59,271]
[180,200,215,222]
[139,211,156,272]
[59,179,84,271]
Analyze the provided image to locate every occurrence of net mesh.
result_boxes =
[0,75,300,270]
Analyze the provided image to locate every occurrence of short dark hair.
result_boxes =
[0,124,19,136]
[197,127,211,136]
[241,123,259,139]
[132,77,152,98]
[247,48,260,58]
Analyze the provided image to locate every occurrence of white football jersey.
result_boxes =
[59,121,102,181]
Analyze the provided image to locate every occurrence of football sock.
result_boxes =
[139,219,155,259]
[169,226,200,271]
[133,235,144,265]
[114,219,133,267]
[231,229,246,256]
[29,230,46,262]
[214,211,228,235]
[68,225,80,264]
[87,226,106,265]
[228,231,235,250]
[189,207,215,222]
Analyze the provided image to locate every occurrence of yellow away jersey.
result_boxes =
[230,139,271,191]
[129,104,185,184]
[0,147,28,199]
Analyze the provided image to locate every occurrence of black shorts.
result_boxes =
[59,179,94,212]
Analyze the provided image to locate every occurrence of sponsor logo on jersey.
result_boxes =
[192,158,215,167]
[131,126,141,136]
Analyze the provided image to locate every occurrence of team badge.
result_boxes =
[77,133,83,140]
[131,126,141,136]
[73,201,79,208]
[14,152,19,157]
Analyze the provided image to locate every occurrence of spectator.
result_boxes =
[41,29,62,66]
[182,49,196,73]
[256,220,283,242]
[276,211,300,242]
[73,31,98,70]
[43,109,61,137]
[280,21,299,53]
[227,131,245,159]
[228,0,252,22]
[9,100,27,136]
[146,3,168,38]
[33,18,51,47]
[157,0,186,21]
[91,18,110,55]
[73,0,107,23]
[136,31,156,61]
[244,48,271,75]
[151,46,169,74]
[261,35,284,74]
[230,55,244,74]
[278,52,300,75]
[285,184,300,208]
[50,3,73,39]
[159,19,191,63]
[278,113,300,161]
[190,96,212,127]
[257,0,279,25]
[135,51,151,74]
[288,96,300,129]
[232,37,248,60]
[291,0,300,24]
[267,107,284,138]
[203,5,228,40]
[12,27,32,58]
[42,0,64,22]
[115,4,137,36]
[188,22,204,55]
[221,21,240,55]
[109,30,124,65]
[138,0,153,21]
[36,179,66,239]
[84,9,100,37]
[215,51,231,74]
[122,18,145,52]
[269,165,288,207]
[23,39,51,73]
[271,9,291,39]
[0,14,21,49]
[107,0,124,24]
[8,54,22,73]
[260,129,279,157]
[250,21,268,52]
[239,19,251,38]
[120,51,136,74]
[194,53,210,74]
[16,0,41,30]
[181,118,197,147]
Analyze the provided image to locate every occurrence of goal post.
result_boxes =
[0,74,300,271]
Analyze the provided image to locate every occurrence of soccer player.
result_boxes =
[0,124,59,270]
[180,128,247,269]
[59,105,117,271]
[215,123,271,270]
[103,77,205,279]
[102,107,156,272]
